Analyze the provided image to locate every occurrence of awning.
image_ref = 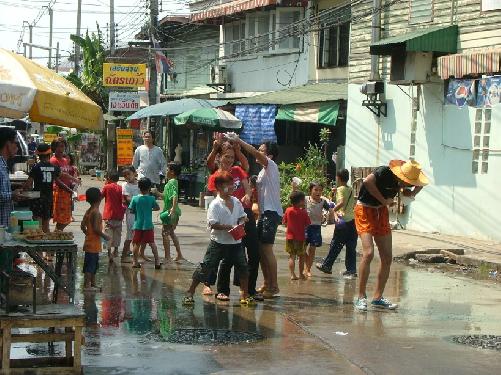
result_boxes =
[276,101,339,126]
[231,83,347,105]
[191,0,277,22]
[370,25,458,56]
[438,49,501,79]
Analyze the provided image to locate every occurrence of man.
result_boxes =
[227,133,282,299]
[0,127,21,226]
[132,131,167,189]
[354,160,428,311]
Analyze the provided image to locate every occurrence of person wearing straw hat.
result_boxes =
[354,160,428,312]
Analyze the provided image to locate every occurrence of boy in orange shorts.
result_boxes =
[354,160,428,312]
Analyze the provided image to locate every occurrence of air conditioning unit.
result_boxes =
[390,52,433,84]
[210,64,228,84]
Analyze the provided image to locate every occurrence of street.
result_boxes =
[11,177,501,375]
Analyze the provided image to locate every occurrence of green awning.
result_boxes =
[370,25,458,56]
[276,101,339,126]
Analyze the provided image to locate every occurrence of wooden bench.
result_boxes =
[0,304,84,375]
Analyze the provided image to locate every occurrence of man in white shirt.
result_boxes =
[132,131,167,188]
[229,134,282,299]
[183,171,254,306]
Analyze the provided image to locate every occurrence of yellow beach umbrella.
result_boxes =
[0,48,103,130]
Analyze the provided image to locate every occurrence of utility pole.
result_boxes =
[110,0,115,55]
[149,0,159,107]
[75,0,82,74]
[28,24,33,59]
[48,7,53,68]
[55,42,59,73]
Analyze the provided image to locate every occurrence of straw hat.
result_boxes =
[389,160,429,186]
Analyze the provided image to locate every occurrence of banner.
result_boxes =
[116,129,134,166]
[103,63,146,87]
[80,133,100,166]
[445,79,476,107]
[109,91,140,111]
[477,77,501,107]
[236,105,277,144]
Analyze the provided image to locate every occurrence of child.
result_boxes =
[183,171,253,306]
[304,182,331,277]
[68,154,80,221]
[81,188,110,291]
[129,177,162,269]
[160,163,185,262]
[283,191,311,280]
[22,143,65,233]
[250,175,259,221]
[316,169,357,278]
[121,166,140,262]
[101,170,126,261]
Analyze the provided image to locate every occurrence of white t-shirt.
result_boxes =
[207,195,246,244]
[257,158,283,216]
[132,145,167,184]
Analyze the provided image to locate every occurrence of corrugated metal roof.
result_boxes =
[370,25,458,56]
[231,83,347,105]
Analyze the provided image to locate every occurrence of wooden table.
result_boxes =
[0,304,85,374]
[0,241,77,304]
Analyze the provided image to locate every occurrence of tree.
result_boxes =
[67,25,108,110]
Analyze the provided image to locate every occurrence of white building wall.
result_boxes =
[346,82,501,240]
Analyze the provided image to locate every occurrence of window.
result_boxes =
[277,9,301,51]
[409,0,433,24]
[318,22,350,68]
[472,108,491,174]
[224,20,245,57]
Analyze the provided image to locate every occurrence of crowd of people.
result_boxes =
[0,126,429,311]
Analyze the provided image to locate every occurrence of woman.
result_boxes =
[50,138,77,231]
[205,140,262,301]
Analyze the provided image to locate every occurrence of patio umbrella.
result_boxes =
[174,108,242,131]
[126,98,227,120]
[0,48,103,130]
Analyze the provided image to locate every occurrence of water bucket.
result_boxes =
[228,224,246,241]
[204,195,215,210]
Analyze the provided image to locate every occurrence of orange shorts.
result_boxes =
[354,204,391,236]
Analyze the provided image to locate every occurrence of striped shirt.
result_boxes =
[207,195,246,244]
[257,158,283,216]
[0,156,13,227]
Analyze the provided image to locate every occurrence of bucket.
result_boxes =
[228,224,246,241]
[204,195,215,210]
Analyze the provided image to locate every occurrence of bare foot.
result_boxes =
[290,274,299,280]
[202,285,213,295]
[164,257,173,263]
[174,256,186,262]
[304,271,312,278]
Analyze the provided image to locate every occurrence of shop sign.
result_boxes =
[43,133,57,144]
[103,63,146,87]
[109,91,140,111]
[116,129,134,166]
[80,133,100,166]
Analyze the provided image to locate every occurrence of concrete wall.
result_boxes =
[346,81,501,240]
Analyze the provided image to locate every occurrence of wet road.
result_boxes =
[11,201,501,374]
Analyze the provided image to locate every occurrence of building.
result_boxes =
[346,0,501,240]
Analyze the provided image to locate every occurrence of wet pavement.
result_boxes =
[8,177,501,374]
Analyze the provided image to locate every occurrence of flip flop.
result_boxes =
[216,293,230,301]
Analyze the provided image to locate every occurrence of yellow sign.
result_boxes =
[103,63,147,87]
[43,133,57,144]
[116,129,134,166]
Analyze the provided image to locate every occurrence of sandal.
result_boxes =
[256,286,267,293]
[183,296,195,305]
[240,296,256,306]
[216,293,230,301]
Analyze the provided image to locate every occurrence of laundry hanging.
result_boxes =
[235,105,277,145]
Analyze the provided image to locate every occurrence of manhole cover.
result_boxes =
[451,335,501,351]
[165,328,264,345]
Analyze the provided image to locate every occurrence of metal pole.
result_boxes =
[149,0,159,107]
[370,0,381,81]
[48,7,53,68]
[55,42,59,73]
[110,0,115,55]
[29,25,33,59]
[75,0,82,74]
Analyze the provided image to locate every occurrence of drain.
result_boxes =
[164,328,264,345]
[451,335,501,351]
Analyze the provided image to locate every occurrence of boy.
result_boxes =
[23,143,65,233]
[129,177,162,269]
[121,166,140,262]
[101,170,126,261]
[183,171,253,306]
[283,191,311,280]
[160,163,185,262]
[81,188,110,291]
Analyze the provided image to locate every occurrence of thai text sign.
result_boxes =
[109,91,140,111]
[103,63,146,87]
[116,129,134,166]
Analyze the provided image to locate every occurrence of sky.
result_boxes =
[0,0,189,67]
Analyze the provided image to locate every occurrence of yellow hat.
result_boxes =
[389,160,429,187]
